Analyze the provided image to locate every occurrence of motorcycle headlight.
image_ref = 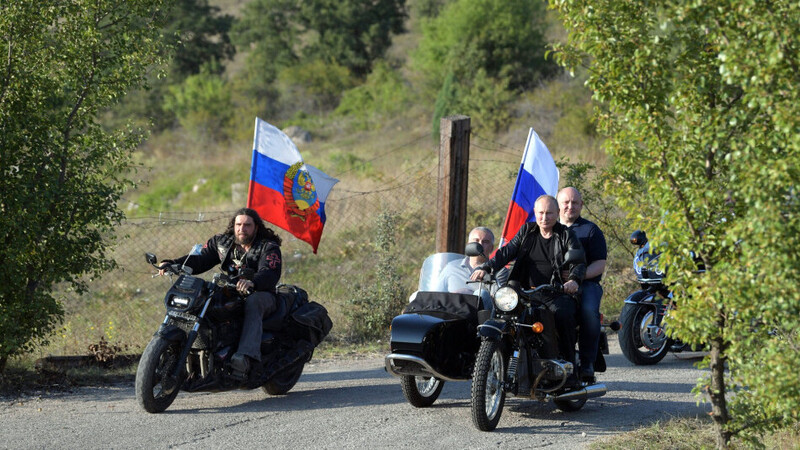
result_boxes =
[171,296,190,307]
[494,287,519,312]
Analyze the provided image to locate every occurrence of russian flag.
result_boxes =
[247,118,339,253]
[499,128,559,246]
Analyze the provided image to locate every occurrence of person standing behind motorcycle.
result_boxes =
[470,195,586,369]
[557,187,607,381]
[158,207,282,375]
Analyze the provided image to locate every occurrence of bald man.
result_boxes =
[471,195,586,371]
[557,187,607,382]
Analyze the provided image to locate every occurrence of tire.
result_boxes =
[262,358,306,395]
[400,376,445,407]
[618,303,671,365]
[554,396,587,412]
[136,336,184,413]
[471,340,507,431]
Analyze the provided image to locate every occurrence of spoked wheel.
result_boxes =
[618,304,671,365]
[471,340,507,431]
[400,376,445,407]
[136,337,185,413]
[262,354,309,395]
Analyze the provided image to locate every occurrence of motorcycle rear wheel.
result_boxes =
[400,376,444,407]
[618,304,671,365]
[554,395,587,412]
[262,357,307,395]
[135,336,184,413]
[471,340,507,431]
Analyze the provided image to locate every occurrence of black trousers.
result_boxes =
[544,293,578,365]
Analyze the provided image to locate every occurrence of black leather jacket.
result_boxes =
[168,233,282,293]
[486,222,586,287]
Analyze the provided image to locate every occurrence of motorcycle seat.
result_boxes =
[262,292,288,331]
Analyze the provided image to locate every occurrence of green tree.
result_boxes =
[0,0,168,372]
[163,69,234,141]
[235,0,406,78]
[413,0,556,130]
[163,0,235,78]
[550,0,800,447]
[233,0,406,117]
[109,0,235,132]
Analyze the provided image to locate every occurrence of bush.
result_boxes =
[345,212,407,341]
[163,69,234,141]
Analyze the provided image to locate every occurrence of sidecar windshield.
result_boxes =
[418,252,471,293]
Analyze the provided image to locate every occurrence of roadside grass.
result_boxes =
[591,416,800,450]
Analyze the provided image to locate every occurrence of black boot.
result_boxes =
[580,362,595,382]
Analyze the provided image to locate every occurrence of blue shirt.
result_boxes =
[566,217,607,283]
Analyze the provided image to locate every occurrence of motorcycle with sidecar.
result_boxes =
[385,251,487,407]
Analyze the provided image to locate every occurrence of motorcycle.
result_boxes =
[385,251,485,407]
[135,251,332,413]
[618,230,698,365]
[468,243,612,431]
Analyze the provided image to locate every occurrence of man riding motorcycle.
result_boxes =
[471,195,586,376]
[158,207,282,375]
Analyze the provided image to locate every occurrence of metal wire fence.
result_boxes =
[45,133,527,356]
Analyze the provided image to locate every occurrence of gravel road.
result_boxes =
[0,340,710,449]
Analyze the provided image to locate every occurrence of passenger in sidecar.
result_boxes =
[385,243,491,407]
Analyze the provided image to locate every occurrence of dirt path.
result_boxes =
[0,340,709,449]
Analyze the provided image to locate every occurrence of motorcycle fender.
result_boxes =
[155,324,186,343]
[477,319,508,341]
[624,290,656,305]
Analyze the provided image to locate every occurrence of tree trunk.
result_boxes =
[0,355,7,374]
[708,335,732,449]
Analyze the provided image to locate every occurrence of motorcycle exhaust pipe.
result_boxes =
[553,383,607,402]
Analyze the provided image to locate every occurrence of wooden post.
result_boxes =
[436,115,470,253]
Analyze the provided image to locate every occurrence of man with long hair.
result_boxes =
[159,208,283,375]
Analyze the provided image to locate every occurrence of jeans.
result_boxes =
[579,281,603,365]
[236,291,277,361]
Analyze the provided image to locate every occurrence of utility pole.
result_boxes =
[436,115,470,253]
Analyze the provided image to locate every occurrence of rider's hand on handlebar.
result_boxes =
[236,279,255,295]
[563,279,579,295]
[157,262,171,277]
[470,269,487,282]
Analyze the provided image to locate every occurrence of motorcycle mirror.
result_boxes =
[630,230,648,247]
[239,268,255,280]
[145,253,158,265]
[464,242,485,258]
[563,248,585,266]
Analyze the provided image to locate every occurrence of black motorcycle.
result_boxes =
[618,230,698,365]
[135,252,332,413]
[385,251,484,407]
[468,243,611,431]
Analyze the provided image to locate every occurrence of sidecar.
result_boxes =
[385,253,485,407]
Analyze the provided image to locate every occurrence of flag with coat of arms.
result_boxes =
[247,117,338,253]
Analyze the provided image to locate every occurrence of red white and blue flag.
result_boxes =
[499,128,559,246]
[247,117,338,253]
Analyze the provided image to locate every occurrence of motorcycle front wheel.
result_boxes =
[471,340,507,431]
[135,336,185,413]
[400,376,444,407]
[262,355,308,395]
[618,304,671,365]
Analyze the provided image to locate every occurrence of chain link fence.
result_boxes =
[44,132,633,357]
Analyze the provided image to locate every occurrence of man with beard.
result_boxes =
[159,208,282,375]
